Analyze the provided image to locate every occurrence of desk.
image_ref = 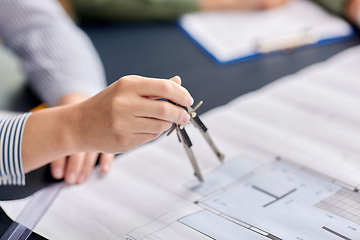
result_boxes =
[0,21,359,239]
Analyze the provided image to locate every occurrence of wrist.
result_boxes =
[65,102,91,153]
[59,104,85,153]
[56,93,90,106]
[21,105,83,172]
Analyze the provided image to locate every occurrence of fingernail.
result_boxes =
[53,167,63,179]
[183,113,190,123]
[189,97,194,106]
[103,162,111,172]
[67,172,76,184]
[78,173,87,183]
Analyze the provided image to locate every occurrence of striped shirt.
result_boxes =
[0,0,107,185]
[0,113,31,185]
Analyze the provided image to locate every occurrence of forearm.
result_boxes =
[21,105,82,173]
[3,94,90,176]
[346,0,360,24]
[58,0,77,20]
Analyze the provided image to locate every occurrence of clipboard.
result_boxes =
[178,0,357,64]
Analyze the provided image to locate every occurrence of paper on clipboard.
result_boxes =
[179,0,355,63]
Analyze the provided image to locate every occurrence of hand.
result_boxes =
[199,0,290,11]
[52,93,114,184]
[73,75,193,154]
[21,75,193,173]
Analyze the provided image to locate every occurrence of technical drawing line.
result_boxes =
[322,227,351,240]
[196,204,283,240]
[252,186,279,199]
[263,188,297,207]
[251,186,297,207]
[315,188,360,225]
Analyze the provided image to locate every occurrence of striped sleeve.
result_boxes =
[0,113,31,185]
[0,0,107,107]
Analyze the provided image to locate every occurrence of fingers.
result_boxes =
[50,152,113,185]
[115,132,161,153]
[169,75,182,85]
[122,75,194,107]
[51,157,66,179]
[64,152,86,184]
[76,74,194,154]
[134,99,190,125]
[99,153,114,173]
[130,117,174,134]
[78,152,99,183]
[143,76,182,100]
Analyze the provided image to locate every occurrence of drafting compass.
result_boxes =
[167,100,224,182]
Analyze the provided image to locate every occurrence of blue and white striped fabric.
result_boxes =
[0,113,31,185]
[0,0,107,107]
[0,0,107,185]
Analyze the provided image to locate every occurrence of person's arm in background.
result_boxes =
[312,0,360,26]
[0,0,114,185]
[58,0,77,19]
[347,0,360,25]
[69,0,289,22]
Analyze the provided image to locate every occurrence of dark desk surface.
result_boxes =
[83,22,360,115]
[1,21,359,238]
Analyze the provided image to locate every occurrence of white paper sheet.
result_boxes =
[179,0,354,63]
[1,44,360,239]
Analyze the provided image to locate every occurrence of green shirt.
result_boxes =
[72,0,348,21]
[73,0,199,21]
[312,0,348,17]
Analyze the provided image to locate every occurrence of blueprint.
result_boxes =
[2,42,360,240]
[181,161,360,240]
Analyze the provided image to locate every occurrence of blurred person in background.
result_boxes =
[314,0,360,26]
[59,0,291,21]
[58,0,360,27]
[0,0,114,185]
